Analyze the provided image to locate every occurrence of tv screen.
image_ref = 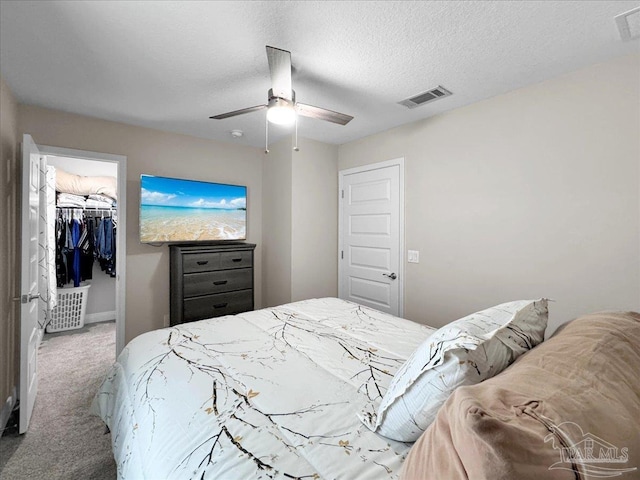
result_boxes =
[140,174,247,243]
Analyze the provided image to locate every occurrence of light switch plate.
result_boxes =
[408,250,419,263]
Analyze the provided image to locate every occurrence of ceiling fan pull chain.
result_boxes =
[294,116,299,152]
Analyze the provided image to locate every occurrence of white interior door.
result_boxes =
[339,160,404,316]
[19,134,41,433]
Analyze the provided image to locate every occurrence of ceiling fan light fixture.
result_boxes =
[267,97,297,126]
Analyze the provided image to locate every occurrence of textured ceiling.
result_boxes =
[1,1,638,148]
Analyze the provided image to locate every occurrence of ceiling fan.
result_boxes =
[210,46,353,151]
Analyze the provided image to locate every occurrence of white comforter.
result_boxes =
[92,298,435,479]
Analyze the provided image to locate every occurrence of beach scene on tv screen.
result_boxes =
[140,176,246,242]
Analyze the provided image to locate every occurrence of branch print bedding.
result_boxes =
[92,298,435,479]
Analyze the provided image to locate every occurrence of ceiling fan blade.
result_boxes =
[209,104,267,120]
[266,46,292,100]
[296,103,354,126]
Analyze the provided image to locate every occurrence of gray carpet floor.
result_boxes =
[0,321,117,479]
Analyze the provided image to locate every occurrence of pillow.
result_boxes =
[56,168,117,200]
[359,299,548,442]
[400,311,640,480]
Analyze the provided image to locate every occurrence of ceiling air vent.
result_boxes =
[398,85,452,109]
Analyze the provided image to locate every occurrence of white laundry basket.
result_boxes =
[47,284,91,333]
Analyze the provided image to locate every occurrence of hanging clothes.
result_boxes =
[80,218,94,281]
[54,207,116,287]
[56,212,68,287]
[71,216,81,287]
[95,216,116,276]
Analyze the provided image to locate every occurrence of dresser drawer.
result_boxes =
[183,252,221,273]
[220,251,252,269]
[183,290,253,322]
[183,269,252,297]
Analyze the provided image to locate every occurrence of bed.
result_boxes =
[97,296,620,480]
[92,298,436,479]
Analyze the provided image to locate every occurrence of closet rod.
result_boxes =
[56,207,116,217]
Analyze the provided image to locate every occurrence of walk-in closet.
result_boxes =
[42,155,118,342]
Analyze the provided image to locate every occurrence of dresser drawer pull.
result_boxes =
[196,260,209,266]
[232,258,243,263]
[213,303,228,309]
[213,280,228,286]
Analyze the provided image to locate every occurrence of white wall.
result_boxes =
[261,137,293,307]
[46,155,117,320]
[47,155,117,177]
[262,136,339,305]
[338,53,640,336]
[291,138,339,301]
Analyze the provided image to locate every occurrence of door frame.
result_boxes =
[338,157,405,317]
[38,144,127,355]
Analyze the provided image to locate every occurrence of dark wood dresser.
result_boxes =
[169,243,256,325]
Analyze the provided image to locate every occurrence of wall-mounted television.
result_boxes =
[139,174,247,243]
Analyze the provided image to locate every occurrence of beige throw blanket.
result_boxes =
[401,311,640,480]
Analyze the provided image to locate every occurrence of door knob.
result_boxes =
[20,293,42,303]
[383,272,397,280]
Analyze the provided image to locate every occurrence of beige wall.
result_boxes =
[7,51,639,365]
[262,136,339,306]
[0,74,19,424]
[18,105,264,342]
[261,136,293,307]
[291,137,339,301]
[339,53,640,336]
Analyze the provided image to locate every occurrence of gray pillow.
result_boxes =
[359,299,548,442]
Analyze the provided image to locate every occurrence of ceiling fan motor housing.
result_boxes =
[268,88,295,106]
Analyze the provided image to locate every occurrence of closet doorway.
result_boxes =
[18,139,126,433]
[39,144,126,355]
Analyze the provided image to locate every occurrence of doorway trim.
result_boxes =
[338,157,405,317]
[39,144,127,355]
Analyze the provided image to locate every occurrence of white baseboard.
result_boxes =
[0,386,17,434]
[85,311,116,324]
